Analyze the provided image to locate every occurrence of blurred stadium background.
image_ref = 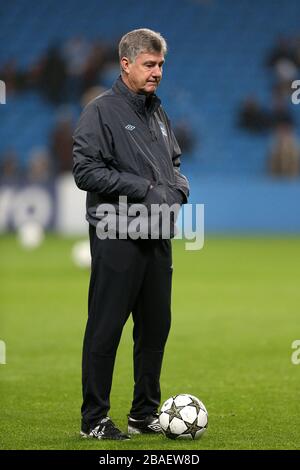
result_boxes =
[1,0,300,450]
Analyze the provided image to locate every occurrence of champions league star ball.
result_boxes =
[159,394,208,440]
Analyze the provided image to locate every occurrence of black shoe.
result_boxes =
[127,413,162,434]
[80,417,130,441]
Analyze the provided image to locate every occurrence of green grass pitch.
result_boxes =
[0,235,300,450]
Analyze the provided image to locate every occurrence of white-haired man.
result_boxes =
[73,28,189,440]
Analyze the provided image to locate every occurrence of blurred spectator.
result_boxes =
[82,41,107,92]
[1,37,117,103]
[267,36,298,71]
[0,60,26,95]
[62,36,91,77]
[268,123,300,178]
[26,58,45,91]
[269,90,294,128]
[292,34,300,67]
[51,111,74,173]
[238,96,270,133]
[27,147,53,182]
[0,149,20,183]
[81,85,106,108]
[267,36,298,99]
[173,120,196,154]
[39,46,67,104]
[62,36,91,100]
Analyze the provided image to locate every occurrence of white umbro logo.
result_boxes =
[90,424,105,438]
[125,124,135,131]
[148,422,162,432]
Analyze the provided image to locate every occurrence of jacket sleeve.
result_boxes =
[73,101,151,200]
[170,129,190,204]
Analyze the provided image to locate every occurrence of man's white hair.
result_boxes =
[119,28,167,63]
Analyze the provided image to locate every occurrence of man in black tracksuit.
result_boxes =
[73,28,189,440]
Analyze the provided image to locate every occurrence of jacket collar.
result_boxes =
[113,76,161,115]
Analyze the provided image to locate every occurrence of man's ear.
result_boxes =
[121,57,130,74]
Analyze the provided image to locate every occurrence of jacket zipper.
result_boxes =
[133,111,174,184]
[129,132,161,178]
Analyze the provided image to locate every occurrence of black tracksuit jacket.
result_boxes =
[73,76,189,237]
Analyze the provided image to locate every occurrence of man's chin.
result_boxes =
[144,83,158,94]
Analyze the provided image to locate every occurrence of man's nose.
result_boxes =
[152,65,162,78]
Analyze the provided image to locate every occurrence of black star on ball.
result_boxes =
[182,417,204,439]
[164,400,185,420]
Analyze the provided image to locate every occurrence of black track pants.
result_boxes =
[81,225,172,428]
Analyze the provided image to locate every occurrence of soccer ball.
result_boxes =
[71,240,91,268]
[159,394,208,440]
[17,221,44,250]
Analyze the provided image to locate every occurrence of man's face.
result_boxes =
[121,51,164,95]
